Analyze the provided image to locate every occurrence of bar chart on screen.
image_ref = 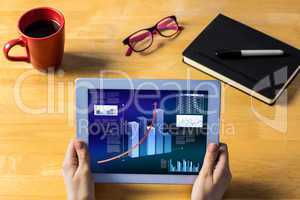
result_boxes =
[127,108,172,158]
[168,159,200,173]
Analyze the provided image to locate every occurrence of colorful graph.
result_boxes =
[97,103,158,164]
[127,108,172,158]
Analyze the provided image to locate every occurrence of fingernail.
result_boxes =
[75,141,84,149]
[208,143,218,152]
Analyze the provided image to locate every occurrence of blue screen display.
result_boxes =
[88,89,208,174]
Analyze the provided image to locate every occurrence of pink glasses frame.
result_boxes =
[122,15,183,56]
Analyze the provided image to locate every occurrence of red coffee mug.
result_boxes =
[3,7,65,71]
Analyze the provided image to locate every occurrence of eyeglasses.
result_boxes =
[123,16,183,56]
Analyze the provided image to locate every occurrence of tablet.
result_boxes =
[76,78,220,184]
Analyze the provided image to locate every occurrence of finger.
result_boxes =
[216,143,230,169]
[213,143,230,181]
[74,139,89,167]
[200,143,219,176]
[62,139,78,176]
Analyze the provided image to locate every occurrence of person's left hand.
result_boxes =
[62,139,95,200]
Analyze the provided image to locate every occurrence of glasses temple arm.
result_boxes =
[125,47,133,56]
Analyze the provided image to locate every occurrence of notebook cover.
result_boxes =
[183,14,300,100]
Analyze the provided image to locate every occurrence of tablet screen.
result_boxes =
[88,89,208,175]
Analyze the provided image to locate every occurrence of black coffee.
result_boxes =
[24,19,60,38]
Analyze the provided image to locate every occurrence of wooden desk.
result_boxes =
[0,0,300,199]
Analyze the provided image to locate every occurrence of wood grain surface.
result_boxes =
[0,0,300,199]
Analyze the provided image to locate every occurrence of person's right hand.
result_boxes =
[191,143,232,200]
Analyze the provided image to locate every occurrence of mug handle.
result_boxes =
[3,37,30,62]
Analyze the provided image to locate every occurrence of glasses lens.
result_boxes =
[129,30,153,52]
[157,17,179,37]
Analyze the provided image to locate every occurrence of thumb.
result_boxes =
[201,143,219,176]
[62,139,78,177]
[74,140,89,167]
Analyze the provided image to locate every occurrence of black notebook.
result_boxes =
[183,14,300,104]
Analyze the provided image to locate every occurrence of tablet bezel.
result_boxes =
[76,78,220,184]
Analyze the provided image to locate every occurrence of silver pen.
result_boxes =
[216,49,286,58]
